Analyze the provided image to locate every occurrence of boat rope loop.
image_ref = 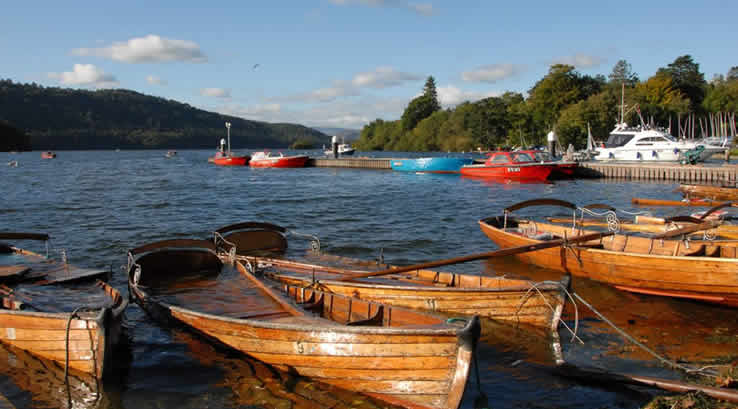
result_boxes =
[516,281,582,344]
[569,292,716,378]
[287,230,321,253]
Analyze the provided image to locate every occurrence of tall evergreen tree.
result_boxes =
[656,55,706,111]
[423,76,441,112]
[608,59,639,86]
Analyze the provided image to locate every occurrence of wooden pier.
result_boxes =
[308,157,391,169]
[579,162,738,183]
[308,157,738,183]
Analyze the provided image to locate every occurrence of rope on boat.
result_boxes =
[286,230,320,252]
[516,281,583,344]
[64,307,84,382]
[569,292,716,378]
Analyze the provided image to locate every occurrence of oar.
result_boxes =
[650,220,721,239]
[632,198,733,207]
[337,231,614,282]
[546,363,738,403]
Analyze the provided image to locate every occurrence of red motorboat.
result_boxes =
[519,150,577,178]
[40,151,56,159]
[209,122,250,166]
[249,151,309,168]
[460,151,554,181]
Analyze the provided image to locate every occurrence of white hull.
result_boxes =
[593,146,723,162]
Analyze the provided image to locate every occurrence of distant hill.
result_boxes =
[0,79,330,150]
[0,121,30,151]
[314,127,361,141]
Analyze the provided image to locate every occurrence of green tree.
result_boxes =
[556,90,620,149]
[401,76,441,131]
[703,80,738,113]
[608,59,639,87]
[727,66,738,82]
[656,55,706,112]
[632,73,689,124]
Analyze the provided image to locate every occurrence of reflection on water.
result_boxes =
[3,149,735,408]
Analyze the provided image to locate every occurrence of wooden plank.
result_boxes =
[0,266,29,278]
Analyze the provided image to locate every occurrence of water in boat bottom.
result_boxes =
[2,149,738,408]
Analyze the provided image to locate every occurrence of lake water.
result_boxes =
[2,149,736,409]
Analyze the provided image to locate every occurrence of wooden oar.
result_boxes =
[547,363,738,403]
[651,220,721,239]
[233,259,304,317]
[338,231,614,282]
[632,198,732,207]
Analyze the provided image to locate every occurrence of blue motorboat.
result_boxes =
[390,157,474,173]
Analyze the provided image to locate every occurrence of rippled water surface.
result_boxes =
[2,149,737,409]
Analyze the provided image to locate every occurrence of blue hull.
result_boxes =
[390,157,473,173]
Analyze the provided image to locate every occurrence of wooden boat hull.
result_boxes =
[479,217,738,307]
[391,158,473,174]
[128,241,478,409]
[0,281,127,379]
[677,184,738,201]
[460,163,553,180]
[250,155,309,168]
[252,256,567,330]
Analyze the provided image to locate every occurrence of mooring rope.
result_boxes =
[570,291,716,378]
[64,307,84,382]
[516,281,582,344]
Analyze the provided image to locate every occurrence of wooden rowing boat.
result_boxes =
[0,232,128,380]
[128,239,480,409]
[213,221,569,331]
[546,216,738,239]
[479,199,738,307]
[632,197,731,207]
[677,184,738,201]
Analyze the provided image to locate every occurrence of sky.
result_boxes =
[2,0,736,130]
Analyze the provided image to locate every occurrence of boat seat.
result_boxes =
[347,305,384,326]
[222,309,292,320]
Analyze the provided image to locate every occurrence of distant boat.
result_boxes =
[324,143,355,156]
[390,157,473,173]
[209,123,250,166]
[165,150,177,158]
[40,151,56,159]
[249,151,309,168]
[7,160,18,167]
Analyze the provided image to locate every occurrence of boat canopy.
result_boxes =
[605,133,635,147]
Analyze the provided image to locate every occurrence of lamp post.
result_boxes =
[225,122,231,155]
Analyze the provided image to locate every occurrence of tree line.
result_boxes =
[354,56,738,152]
[0,80,330,150]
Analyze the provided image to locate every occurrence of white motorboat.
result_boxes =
[323,143,355,156]
[592,123,727,162]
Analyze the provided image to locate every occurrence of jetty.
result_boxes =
[308,157,738,183]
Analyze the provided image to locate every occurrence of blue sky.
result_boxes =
[2,0,736,129]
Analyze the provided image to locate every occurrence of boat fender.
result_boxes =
[608,152,614,159]
[674,148,679,154]
[636,152,642,159]
[652,150,657,157]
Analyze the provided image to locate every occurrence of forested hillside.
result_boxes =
[354,56,738,152]
[0,121,30,151]
[0,80,329,150]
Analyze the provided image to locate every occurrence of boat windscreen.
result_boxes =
[605,133,635,147]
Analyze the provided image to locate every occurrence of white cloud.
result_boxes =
[146,75,167,86]
[437,85,499,107]
[200,88,231,98]
[48,64,118,88]
[72,35,207,63]
[329,0,434,16]
[549,54,606,68]
[215,95,408,128]
[462,64,524,83]
[351,66,422,88]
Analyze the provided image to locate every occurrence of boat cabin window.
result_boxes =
[605,133,635,147]
[488,153,511,163]
[511,153,533,162]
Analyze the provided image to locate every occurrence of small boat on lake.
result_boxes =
[0,232,128,379]
[40,151,56,159]
[165,150,177,158]
[324,141,356,156]
[391,157,474,174]
[676,184,738,201]
[249,151,308,168]
[478,199,738,306]
[213,221,569,332]
[128,238,479,409]
[209,123,250,166]
[460,151,554,180]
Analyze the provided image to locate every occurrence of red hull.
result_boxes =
[250,155,309,168]
[40,152,56,159]
[460,164,553,180]
[210,155,250,166]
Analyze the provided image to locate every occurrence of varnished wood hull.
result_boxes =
[251,256,567,331]
[677,184,738,201]
[128,241,478,409]
[479,218,738,307]
[0,282,127,379]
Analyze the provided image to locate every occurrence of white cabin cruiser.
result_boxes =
[593,123,727,162]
